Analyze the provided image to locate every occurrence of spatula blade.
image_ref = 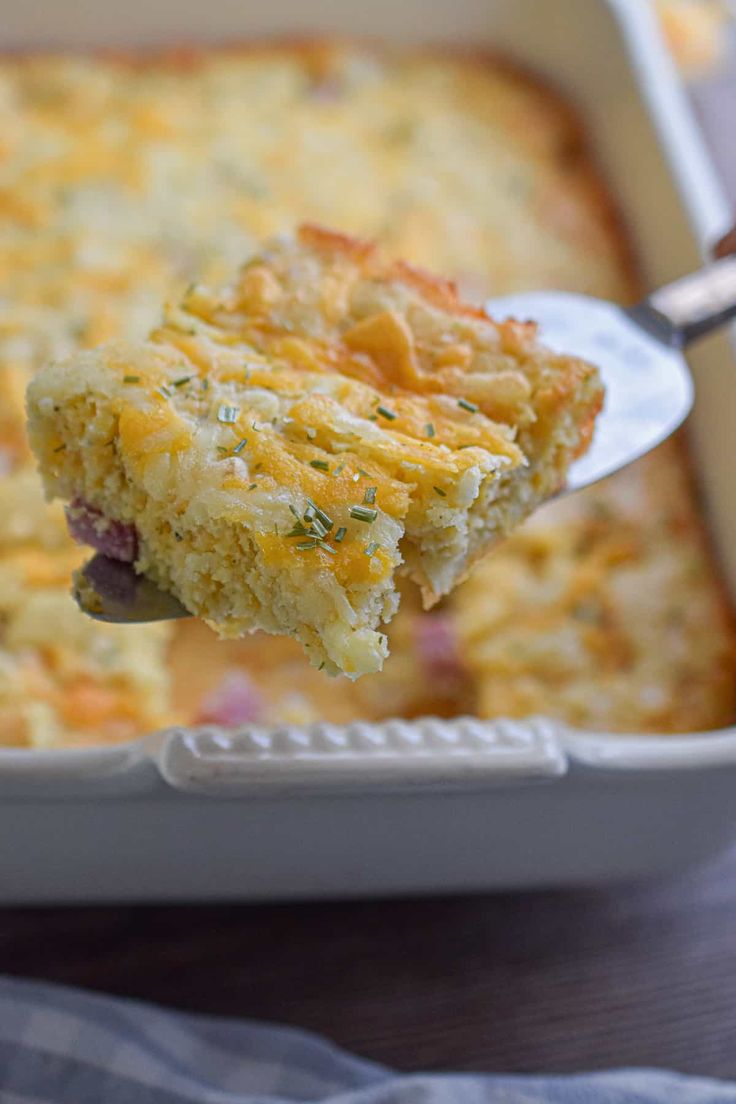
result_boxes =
[485,291,694,492]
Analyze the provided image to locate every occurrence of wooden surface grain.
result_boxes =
[3,50,736,1082]
[3,848,736,1076]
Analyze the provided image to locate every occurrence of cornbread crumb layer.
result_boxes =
[28,226,602,676]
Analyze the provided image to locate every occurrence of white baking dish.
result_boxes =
[2,0,735,903]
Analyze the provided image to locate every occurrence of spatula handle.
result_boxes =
[627,225,736,348]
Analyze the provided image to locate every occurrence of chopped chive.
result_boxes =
[232,438,248,455]
[334,463,345,476]
[306,499,333,532]
[363,486,377,505]
[309,517,329,539]
[317,540,337,556]
[368,415,378,422]
[306,427,317,440]
[216,446,229,455]
[364,541,379,557]
[217,404,240,424]
[173,375,194,388]
[157,385,172,399]
[358,469,369,477]
[457,443,475,449]
[252,420,261,432]
[248,483,257,490]
[123,374,140,384]
[286,523,308,538]
[201,378,210,391]
[296,539,318,551]
[309,459,330,472]
[289,505,301,520]
[318,661,326,671]
[425,423,435,438]
[458,398,479,413]
[433,486,447,497]
[334,526,347,543]
[349,505,378,523]
[174,532,183,542]
[376,404,397,421]
[53,443,66,453]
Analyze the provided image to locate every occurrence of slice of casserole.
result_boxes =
[27,225,603,677]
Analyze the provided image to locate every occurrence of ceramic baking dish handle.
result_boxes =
[155,717,568,795]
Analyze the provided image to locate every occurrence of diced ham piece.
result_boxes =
[66,498,138,563]
[197,671,265,727]
[415,613,465,686]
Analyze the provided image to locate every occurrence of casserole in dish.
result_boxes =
[0,0,734,901]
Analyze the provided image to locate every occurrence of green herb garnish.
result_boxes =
[458,398,478,413]
[309,516,329,539]
[310,459,330,472]
[433,486,447,497]
[296,539,318,551]
[306,499,333,532]
[173,375,194,388]
[232,438,248,455]
[123,375,140,384]
[425,423,435,438]
[363,487,377,505]
[217,404,240,424]
[376,405,397,421]
[349,505,377,523]
[53,443,66,453]
[157,385,172,399]
[364,541,379,557]
[334,526,347,543]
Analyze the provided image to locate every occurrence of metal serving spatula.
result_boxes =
[75,246,736,625]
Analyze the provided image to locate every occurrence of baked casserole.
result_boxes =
[28,225,602,676]
[0,43,732,737]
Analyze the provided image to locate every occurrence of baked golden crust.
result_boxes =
[28,225,602,676]
[456,439,736,733]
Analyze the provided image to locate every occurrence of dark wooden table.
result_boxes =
[2,61,736,1084]
[2,849,736,1077]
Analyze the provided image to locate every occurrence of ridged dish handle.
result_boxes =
[155,717,567,795]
